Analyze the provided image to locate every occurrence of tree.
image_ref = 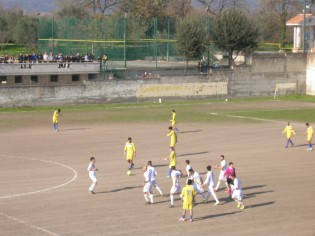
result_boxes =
[211,10,259,67]
[258,0,303,47]
[197,0,245,16]
[168,0,193,19]
[175,16,207,68]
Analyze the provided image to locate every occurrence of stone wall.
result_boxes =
[0,53,309,107]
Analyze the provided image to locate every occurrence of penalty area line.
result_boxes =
[0,213,59,236]
[209,112,280,123]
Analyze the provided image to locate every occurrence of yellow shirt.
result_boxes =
[124,142,136,159]
[283,125,295,139]
[307,126,314,141]
[171,112,176,126]
[181,185,195,209]
[169,150,176,167]
[167,130,177,147]
[52,110,59,123]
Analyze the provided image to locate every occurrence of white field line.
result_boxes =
[0,155,78,199]
[0,213,59,236]
[209,112,307,127]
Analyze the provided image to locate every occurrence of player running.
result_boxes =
[214,155,228,192]
[169,166,183,208]
[124,137,136,170]
[188,168,205,199]
[52,108,61,131]
[230,174,245,210]
[167,126,177,148]
[147,161,164,196]
[143,166,153,204]
[224,162,236,195]
[305,123,313,151]
[165,147,176,177]
[87,157,98,194]
[170,109,180,133]
[282,122,295,148]
[202,165,220,205]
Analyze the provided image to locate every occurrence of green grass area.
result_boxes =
[1,95,315,125]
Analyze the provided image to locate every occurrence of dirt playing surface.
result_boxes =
[0,101,315,236]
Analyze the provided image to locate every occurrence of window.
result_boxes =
[15,76,22,83]
[31,75,38,83]
[88,74,97,80]
[72,74,80,82]
[0,76,6,84]
[50,75,58,82]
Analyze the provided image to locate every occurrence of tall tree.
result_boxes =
[211,10,259,67]
[168,0,193,19]
[175,16,207,68]
[259,0,304,46]
[197,0,245,15]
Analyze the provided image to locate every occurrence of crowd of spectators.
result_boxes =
[0,52,97,64]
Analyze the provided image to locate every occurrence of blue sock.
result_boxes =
[290,140,294,145]
[285,140,289,147]
[190,215,193,220]
[168,168,172,177]
[182,215,185,219]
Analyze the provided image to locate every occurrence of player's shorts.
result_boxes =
[126,157,133,162]
[307,135,313,142]
[170,184,182,194]
[170,140,177,147]
[194,184,204,194]
[143,182,151,193]
[183,202,193,210]
[52,119,58,123]
[150,180,158,187]
[218,171,226,181]
[89,175,97,183]
[232,189,243,201]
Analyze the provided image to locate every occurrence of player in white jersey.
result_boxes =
[230,174,245,209]
[202,165,220,205]
[188,168,205,198]
[147,161,164,196]
[185,160,192,177]
[214,154,228,191]
[169,166,183,208]
[143,166,153,204]
[87,157,98,194]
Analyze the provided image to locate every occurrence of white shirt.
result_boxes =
[231,178,242,190]
[203,171,214,186]
[171,170,181,185]
[190,171,201,185]
[186,164,192,175]
[87,162,96,177]
[147,166,157,182]
[220,160,227,173]
[144,170,150,182]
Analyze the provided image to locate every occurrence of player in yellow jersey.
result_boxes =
[167,126,177,148]
[305,123,313,151]
[179,179,195,222]
[124,137,136,170]
[170,110,180,133]
[165,147,176,177]
[52,109,61,131]
[282,122,295,148]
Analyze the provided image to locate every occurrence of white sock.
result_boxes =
[170,195,174,205]
[150,194,154,203]
[215,181,220,190]
[144,194,149,202]
[89,183,96,191]
[156,186,163,195]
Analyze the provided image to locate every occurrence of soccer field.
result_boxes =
[0,99,315,236]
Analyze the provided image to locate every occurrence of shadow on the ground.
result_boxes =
[243,185,266,190]
[177,151,209,157]
[193,211,241,221]
[59,128,91,131]
[180,130,203,134]
[245,201,276,209]
[96,185,142,194]
[244,190,274,198]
